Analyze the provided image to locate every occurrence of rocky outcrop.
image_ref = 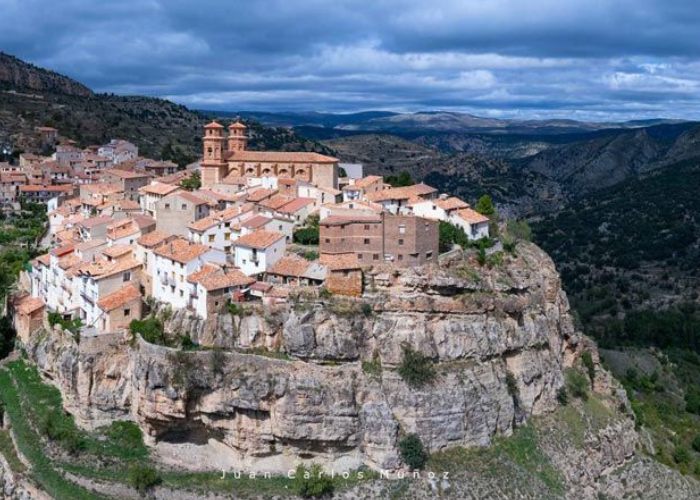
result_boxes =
[26,243,584,472]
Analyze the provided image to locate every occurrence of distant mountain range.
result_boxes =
[211,109,690,136]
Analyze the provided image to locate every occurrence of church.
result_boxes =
[199,121,340,189]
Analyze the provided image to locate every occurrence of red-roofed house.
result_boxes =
[233,230,286,276]
[155,191,212,237]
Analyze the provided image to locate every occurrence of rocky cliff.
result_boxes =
[0,52,92,97]
[26,243,586,473]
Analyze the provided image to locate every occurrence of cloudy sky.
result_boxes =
[2,0,700,120]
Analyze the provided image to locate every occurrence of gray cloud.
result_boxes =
[1,0,700,119]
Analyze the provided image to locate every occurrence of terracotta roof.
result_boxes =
[268,255,311,277]
[234,230,285,250]
[12,295,44,315]
[104,169,150,179]
[188,207,248,232]
[78,257,141,280]
[454,208,490,224]
[246,188,278,203]
[97,285,141,312]
[131,214,156,230]
[258,194,294,211]
[320,253,361,270]
[365,183,437,202]
[19,184,72,193]
[153,238,212,263]
[320,215,381,226]
[140,183,181,196]
[102,244,134,259]
[241,214,271,229]
[137,230,174,248]
[158,170,192,185]
[413,196,469,211]
[225,151,338,163]
[190,268,255,291]
[58,254,81,270]
[76,239,107,251]
[50,242,76,257]
[351,175,383,189]
[196,189,239,203]
[204,121,224,129]
[229,121,247,130]
[186,264,220,284]
[276,197,315,214]
[174,191,211,206]
[81,183,122,195]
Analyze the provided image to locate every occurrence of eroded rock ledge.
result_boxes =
[27,243,585,472]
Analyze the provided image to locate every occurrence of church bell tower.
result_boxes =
[228,121,248,152]
[200,121,228,187]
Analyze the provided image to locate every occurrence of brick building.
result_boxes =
[320,213,439,267]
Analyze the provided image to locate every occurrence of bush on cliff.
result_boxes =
[129,316,165,345]
[398,345,435,388]
[399,434,428,470]
[565,368,589,401]
[128,464,162,493]
[292,463,334,498]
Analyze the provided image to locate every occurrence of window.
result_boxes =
[224,233,231,241]
[124,308,130,317]
[165,203,170,209]
[373,254,379,261]
[325,238,330,244]
[358,254,363,260]
[181,204,187,210]
[179,290,184,297]
[123,271,131,282]
[426,252,433,259]
[399,224,406,234]
[398,239,404,246]
[398,254,403,261]
[425,222,430,231]
[209,235,215,243]
[364,238,370,245]
[364,225,370,230]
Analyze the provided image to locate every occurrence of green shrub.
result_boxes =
[362,358,382,377]
[581,351,595,382]
[128,464,161,493]
[319,288,332,299]
[475,195,495,216]
[292,463,334,498]
[506,219,532,242]
[361,303,373,316]
[179,334,197,350]
[398,434,428,470]
[692,435,700,453]
[398,345,435,388]
[505,372,519,397]
[566,369,589,401]
[556,387,569,406]
[294,223,320,246]
[129,316,165,345]
[673,445,692,465]
[685,386,700,415]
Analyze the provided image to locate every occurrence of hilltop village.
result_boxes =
[8,121,490,338]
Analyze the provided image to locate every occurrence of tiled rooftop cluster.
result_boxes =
[12,121,490,338]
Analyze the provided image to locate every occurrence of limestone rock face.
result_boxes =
[26,243,585,472]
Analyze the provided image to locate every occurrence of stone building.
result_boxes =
[319,213,439,268]
[199,121,339,189]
